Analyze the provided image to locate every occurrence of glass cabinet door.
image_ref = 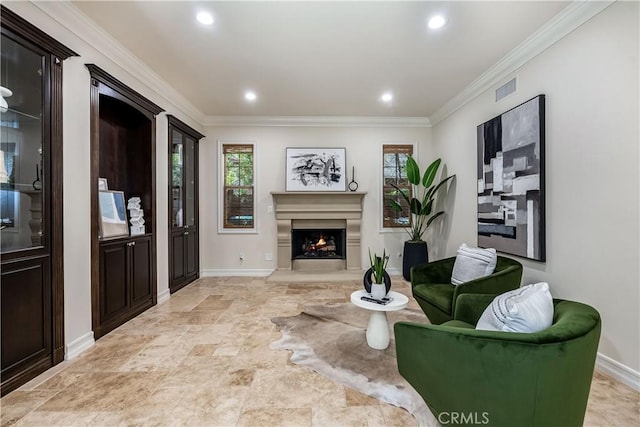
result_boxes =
[184,136,196,228]
[167,115,201,294]
[0,33,45,253]
[171,129,183,228]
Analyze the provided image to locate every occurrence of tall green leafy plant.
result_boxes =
[388,156,454,242]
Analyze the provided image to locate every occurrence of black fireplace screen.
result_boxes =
[291,228,346,259]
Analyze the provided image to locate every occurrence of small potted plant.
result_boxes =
[365,249,391,300]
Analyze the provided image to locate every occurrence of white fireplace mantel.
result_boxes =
[271,192,366,271]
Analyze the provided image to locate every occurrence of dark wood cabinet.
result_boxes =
[0,6,76,396]
[130,236,152,307]
[88,65,163,339]
[99,235,152,332]
[168,116,203,293]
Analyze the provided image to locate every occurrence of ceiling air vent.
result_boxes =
[496,78,516,102]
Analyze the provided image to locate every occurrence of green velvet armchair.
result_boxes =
[410,255,523,324]
[394,294,601,427]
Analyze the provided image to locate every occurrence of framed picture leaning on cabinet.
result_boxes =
[98,190,129,238]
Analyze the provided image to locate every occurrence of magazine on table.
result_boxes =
[361,295,394,305]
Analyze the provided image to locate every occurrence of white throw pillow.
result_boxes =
[476,282,554,333]
[450,243,497,285]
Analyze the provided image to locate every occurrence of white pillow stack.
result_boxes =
[450,243,497,285]
[476,282,554,333]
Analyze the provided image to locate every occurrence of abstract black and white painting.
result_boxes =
[286,148,346,192]
[477,95,545,261]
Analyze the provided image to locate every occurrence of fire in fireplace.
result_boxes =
[291,228,346,259]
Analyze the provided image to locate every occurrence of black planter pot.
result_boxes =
[363,268,392,294]
[402,241,428,281]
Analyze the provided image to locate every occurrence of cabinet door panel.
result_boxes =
[185,231,198,278]
[131,238,152,307]
[1,258,50,371]
[172,233,185,281]
[100,243,128,320]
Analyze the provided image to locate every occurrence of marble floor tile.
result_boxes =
[244,366,347,409]
[179,386,249,426]
[312,406,387,427]
[14,411,99,427]
[1,276,638,427]
[1,390,59,427]
[36,372,167,411]
[118,342,192,372]
[237,408,312,427]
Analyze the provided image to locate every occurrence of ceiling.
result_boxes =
[72,1,570,118]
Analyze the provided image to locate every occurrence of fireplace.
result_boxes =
[292,228,346,260]
[271,191,365,271]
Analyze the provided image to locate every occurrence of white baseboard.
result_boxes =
[65,331,95,360]
[202,268,405,279]
[596,352,640,391]
[201,269,274,277]
[157,288,171,304]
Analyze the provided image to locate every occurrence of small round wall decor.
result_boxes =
[348,166,359,191]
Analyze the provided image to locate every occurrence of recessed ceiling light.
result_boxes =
[245,91,257,102]
[428,15,447,30]
[196,11,214,25]
[381,92,393,103]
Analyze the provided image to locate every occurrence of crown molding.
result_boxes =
[429,0,615,125]
[30,0,206,127]
[202,115,431,128]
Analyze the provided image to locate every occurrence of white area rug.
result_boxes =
[271,303,438,426]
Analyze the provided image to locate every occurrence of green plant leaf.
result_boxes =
[421,199,434,216]
[390,183,411,206]
[388,199,403,213]
[426,211,445,227]
[430,174,455,196]
[410,198,422,215]
[422,158,442,188]
[368,248,389,283]
[406,156,421,185]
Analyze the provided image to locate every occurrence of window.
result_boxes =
[221,143,255,230]
[382,144,413,228]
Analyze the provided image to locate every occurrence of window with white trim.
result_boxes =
[221,142,255,230]
[382,144,413,228]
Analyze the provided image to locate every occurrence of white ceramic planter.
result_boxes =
[370,282,387,300]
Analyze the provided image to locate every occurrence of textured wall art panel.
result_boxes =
[477,95,545,261]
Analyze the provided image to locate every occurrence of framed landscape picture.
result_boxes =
[477,94,545,261]
[98,190,129,238]
[286,147,346,192]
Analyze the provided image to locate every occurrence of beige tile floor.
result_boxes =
[2,277,638,427]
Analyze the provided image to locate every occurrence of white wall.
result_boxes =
[201,125,432,275]
[5,2,205,355]
[432,2,639,374]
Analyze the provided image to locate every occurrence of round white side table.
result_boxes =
[350,290,409,350]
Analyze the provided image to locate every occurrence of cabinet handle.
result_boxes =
[132,242,136,246]
[184,231,189,236]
